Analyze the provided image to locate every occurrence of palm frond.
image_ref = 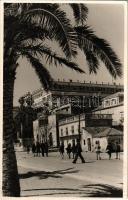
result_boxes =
[85,51,99,74]
[4,16,52,61]
[18,44,84,73]
[21,3,78,59]
[4,16,51,45]
[24,52,53,90]
[70,4,88,25]
[75,26,122,78]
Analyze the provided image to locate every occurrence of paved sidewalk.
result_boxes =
[16,149,123,197]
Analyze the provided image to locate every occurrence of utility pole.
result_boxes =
[78,110,81,140]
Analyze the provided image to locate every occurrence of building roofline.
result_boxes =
[31,81,123,95]
[103,91,124,100]
[52,80,123,87]
[93,102,123,112]
[93,127,123,138]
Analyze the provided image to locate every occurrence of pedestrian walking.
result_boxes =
[95,143,101,160]
[66,143,72,159]
[106,142,113,160]
[115,142,121,160]
[44,142,49,157]
[40,141,45,157]
[32,142,36,156]
[72,139,85,164]
[59,142,64,159]
[36,141,41,157]
[72,142,76,159]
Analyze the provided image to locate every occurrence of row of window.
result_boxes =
[60,125,80,136]
[103,95,124,108]
[104,98,118,107]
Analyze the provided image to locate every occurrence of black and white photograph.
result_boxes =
[2,1,127,198]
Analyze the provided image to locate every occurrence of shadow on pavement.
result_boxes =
[82,184,123,197]
[22,184,122,197]
[19,167,79,180]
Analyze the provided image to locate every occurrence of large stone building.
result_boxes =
[32,80,123,112]
[20,81,123,148]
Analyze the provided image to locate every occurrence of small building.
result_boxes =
[82,127,108,152]
[92,128,123,152]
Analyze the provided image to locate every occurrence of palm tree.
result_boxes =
[3,3,122,196]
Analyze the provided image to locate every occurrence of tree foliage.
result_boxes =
[4,3,122,89]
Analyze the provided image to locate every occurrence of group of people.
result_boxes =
[59,140,85,163]
[59,140,121,163]
[27,141,49,157]
[59,142,75,159]
[95,141,121,160]
[26,140,121,162]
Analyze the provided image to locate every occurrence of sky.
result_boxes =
[13,3,124,106]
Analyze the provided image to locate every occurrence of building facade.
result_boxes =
[93,128,123,151]
[20,81,123,149]
[92,92,124,126]
[32,81,123,112]
[58,113,112,151]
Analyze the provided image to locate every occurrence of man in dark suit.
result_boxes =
[72,139,85,163]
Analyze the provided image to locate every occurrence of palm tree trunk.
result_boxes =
[3,73,20,196]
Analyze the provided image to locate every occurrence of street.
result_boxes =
[16,148,123,197]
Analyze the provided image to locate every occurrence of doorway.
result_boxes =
[87,138,91,151]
